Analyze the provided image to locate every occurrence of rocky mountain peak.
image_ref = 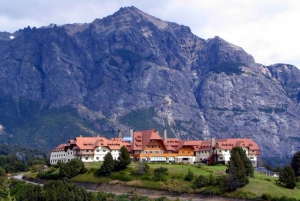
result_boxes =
[0,7,299,163]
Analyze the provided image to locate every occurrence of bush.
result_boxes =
[201,186,223,195]
[193,175,207,188]
[37,172,60,180]
[110,171,132,181]
[153,167,168,181]
[59,159,86,179]
[261,193,273,201]
[135,162,149,175]
[184,169,194,181]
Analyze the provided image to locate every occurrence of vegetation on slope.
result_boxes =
[0,95,102,151]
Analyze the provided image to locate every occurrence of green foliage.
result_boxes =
[99,152,115,176]
[236,147,254,177]
[0,155,28,173]
[0,178,15,201]
[16,184,44,201]
[279,166,296,189]
[0,168,5,177]
[110,171,132,181]
[225,147,249,191]
[291,151,300,177]
[135,162,149,175]
[153,167,168,181]
[207,173,217,186]
[262,193,273,200]
[193,175,207,188]
[115,146,131,171]
[210,62,245,75]
[16,180,95,201]
[0,95,101,151]
[59,158,86,179]
[184,169,194,181]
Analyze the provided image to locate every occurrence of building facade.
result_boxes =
[50,129,260,167]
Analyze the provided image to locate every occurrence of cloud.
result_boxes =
[0,0,299,67]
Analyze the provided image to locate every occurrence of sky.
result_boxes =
[0,0,299,67]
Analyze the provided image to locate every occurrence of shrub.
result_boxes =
[153,167,168,181]
[59,158,86,179]
[184,169,194,181]
[193,175,207,188]
[135,162,149,175]
[261,193,273,201]
[201,186,223,195]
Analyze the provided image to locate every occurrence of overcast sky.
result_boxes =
[0,0,299,67]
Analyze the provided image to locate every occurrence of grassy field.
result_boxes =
[68,162,300,199]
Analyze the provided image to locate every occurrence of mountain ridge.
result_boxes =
[0,6,299,161]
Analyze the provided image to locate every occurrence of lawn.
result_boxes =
[141,163,226,176]
[73,162,300,199]
[240,177,300,199]
[84,162,102,169]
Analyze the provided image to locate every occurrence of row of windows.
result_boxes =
[50,159,71,163]
[146,145,161,148]
[52,154,66,157]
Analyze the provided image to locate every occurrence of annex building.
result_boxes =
[50,129,260,167]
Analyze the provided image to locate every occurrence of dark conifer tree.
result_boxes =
[291,151,300,177]
[115,146,131,171]
[225,147,249,191]
[237,147,254,177]
[100,152,115,176]
[279,165,296,189]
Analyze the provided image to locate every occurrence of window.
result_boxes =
[85,157,88,160]
[97,150,99,152]
[188,151,190,154]
[219,150,221,153]
[225,150,227,152]
[96,157,99,160]
[103,150,106,152]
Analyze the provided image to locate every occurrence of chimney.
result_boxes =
[97,135,100,137]
[130,128,133,138]
[80,135,82,137]
[211,137,216,147]
[118,130,122,138]
[163,129,167,142]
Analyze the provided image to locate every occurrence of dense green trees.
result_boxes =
[15,181,95,201]
[279,166,296,189]
[115,146,131,171]
[59,158,86,179]
[97,146,131,176]
[290,151,300,177]
[0,178,15,201]
[100,152,115,176]
[225,147,249,191]
[0,168,5,177]
[0,155,27,173]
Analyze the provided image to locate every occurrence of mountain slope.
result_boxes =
[0,6,299,159]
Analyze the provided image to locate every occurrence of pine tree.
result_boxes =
[115,146,131,171]
[279,165,296,189]
[291,151,300,177]
[237,148,254,177]
[225,147,249,191]
[100,152,115,176]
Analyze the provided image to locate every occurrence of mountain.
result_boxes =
[0,6,299,160]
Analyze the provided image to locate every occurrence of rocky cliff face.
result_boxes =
[0,6,299,158]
